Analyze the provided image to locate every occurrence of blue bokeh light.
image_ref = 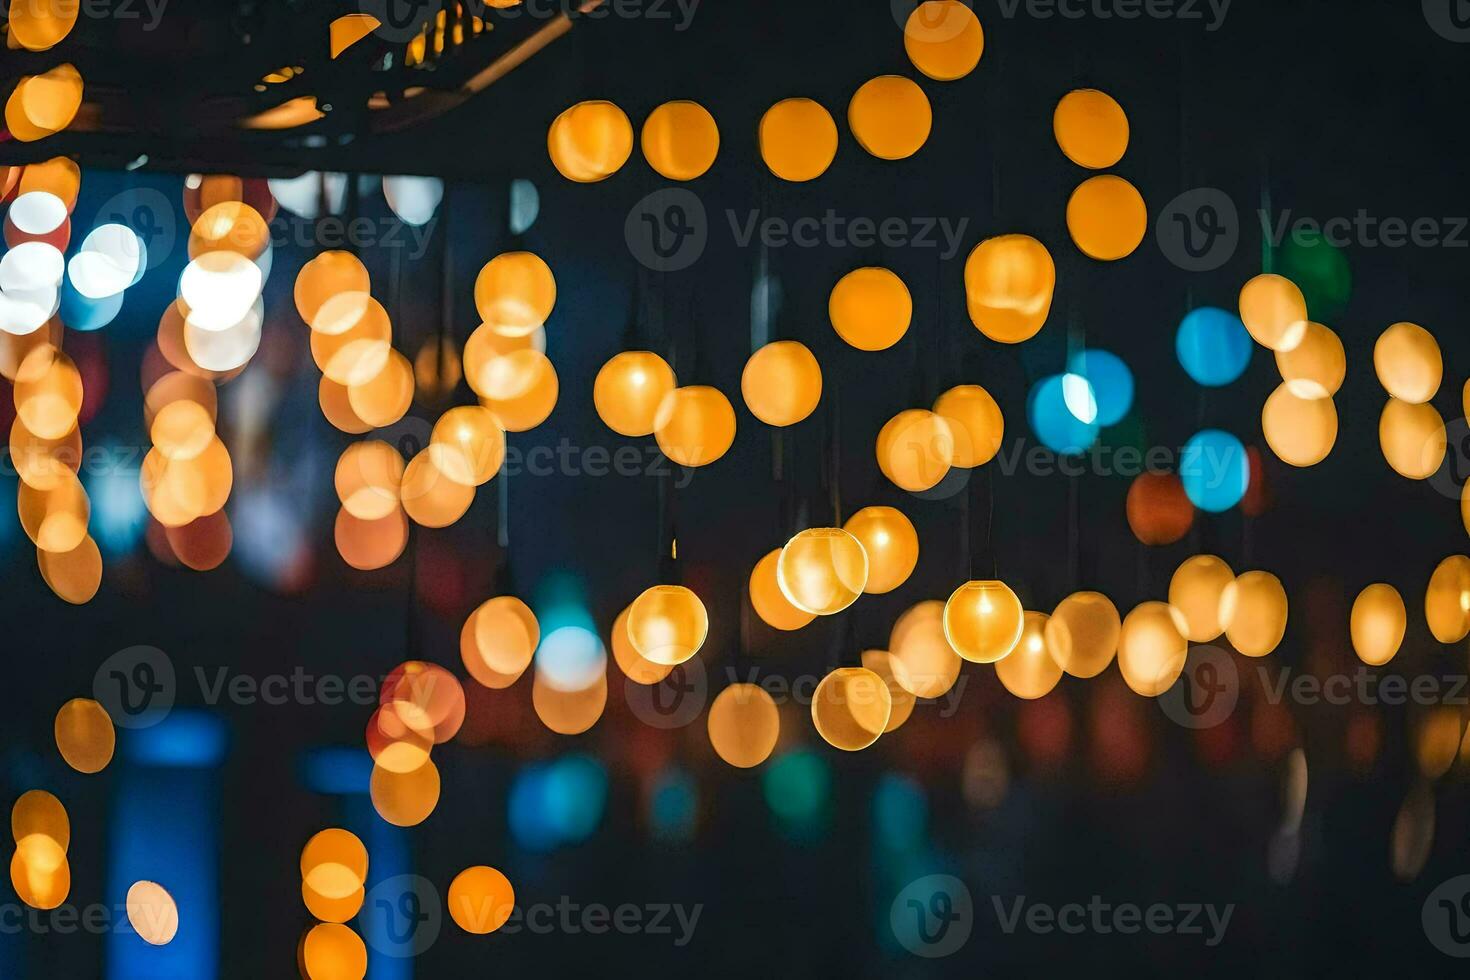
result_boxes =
[1028,374,1100,455]
[59,280,124,331]
[1176,307,1252,387]
[509,754,608,852]
[534,625,606,692]
[87,458,148,557]
[649,767,697,844]
[1180,429,1250,512]
[1066,348,1134,426]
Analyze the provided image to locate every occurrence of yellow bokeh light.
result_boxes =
[1219,570,1288,657]
[53,698,115,774]
[943,579,1025,664]
[860,650,916,732]
[429,405,505,487]
[18,468,89,553]
[903,0,984,81]
[1066,175,1147,261]
[876,409,954,492]
[707,683,780,768]
[473,252,555,337]
[400,449,475,528]
[125,881,179,946]
[828,267,912,351]
[842,506,918,594]
[995,612,1063,700]
[309,293,392,385]
[741,341,822,427]
[413,336,461,399]
[329,14,380,57]
[15,345,82,440]
[1053,89,1129,169]
[654,385,736,467]
[37,535,102,604]
[748,549,816,632]
[593,351,675,437]
[369,759,441,827]
[1044,591,1121,678]
[811,667,891,751]
[448,866,516,935]
[9,0,79,51]
[1417,708,1463,781]
[302,922,367,980]
[1167,554,1234,642]
[151,399,216,462]
[10,844,69,910]
[1238,274,1308,352]
[188,202,269,259]
[627,585,708,665]
[18,157,80,210]
[11,790,68,850]
[1425,555,1470,644]
[609,605,673,684]
[531,670,607,734]
[1262,383,1337,467]
[888,600,962,698]
[11,417,80,492]
[366,707,432,775]
[334,507,408,571]
[758,98,838,182]
[295,251,370,325]
[1373,321,1442,404]
[777,527,869,615]
[477,350,559,432]
[548,101,634,183]
[963,234,1055,343]
[303,881,364,924]
[5,64,84,142]
[300,828,368,900]
[1117,602,1189,697]
[933,384,1004,468]
[319,377,373,434]
[347,349,414,429]
[641,100,720,181]
[1350,583,1406,667]
[847,75,932,161]
[1274,321,1344,399]
[461,596,539,688]
[1379,398,1445,480]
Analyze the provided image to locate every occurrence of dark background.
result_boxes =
[4,0,1470,976]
